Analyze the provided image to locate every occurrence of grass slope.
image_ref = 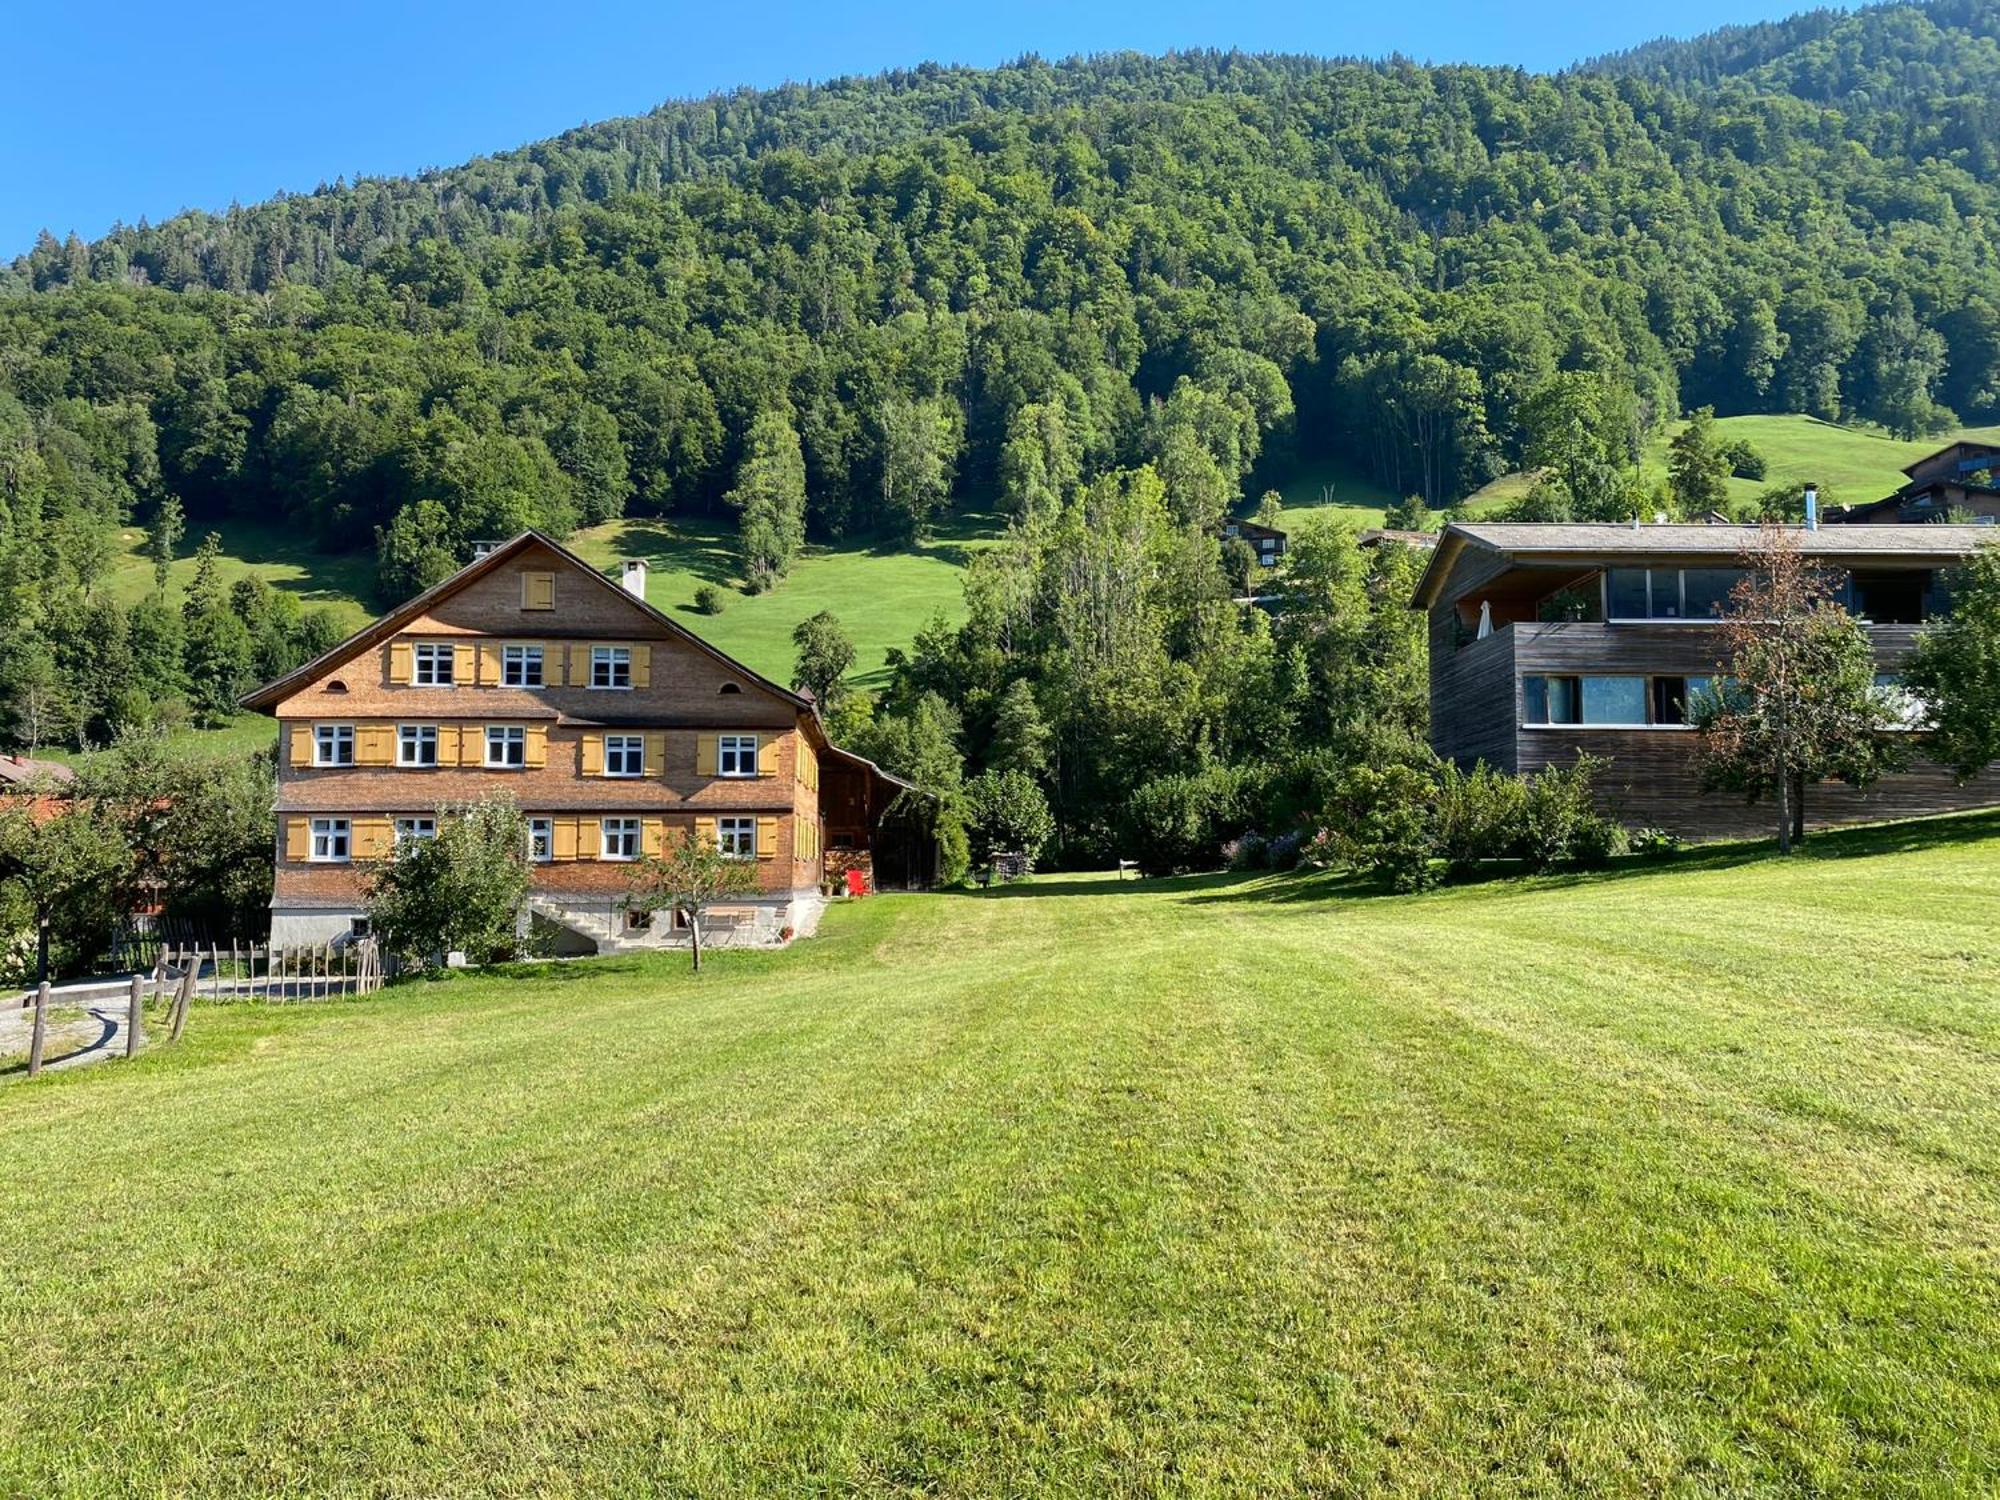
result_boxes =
[103,519,375,629]
[6,814,2000,1494]
[1471,414,2000,512]
[566,510,1002,688]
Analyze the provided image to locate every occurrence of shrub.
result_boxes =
[1264,828,1305,871]
[1122,765,1245,875]
[963,768,1055,869]
[1722,438,1767,481]
[692,584,725,615]
[1434,761,1530,875]
[1322,762,1438,891]
[1522,755,1623,870]
[1629,826,1683,859]
[1225,830,1268,871]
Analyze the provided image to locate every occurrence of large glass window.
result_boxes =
[1581,676,1648,724]
[393,817,436,846]
[1606,569,1649,620]
[1682,569,1743,619]
[528,817,553,863]
[601,817,641,860]
[1523,675,1581,724]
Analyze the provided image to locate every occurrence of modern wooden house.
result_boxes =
[1829,440,2000,525]
[241,532,914,951]
[1413,521,2000,838]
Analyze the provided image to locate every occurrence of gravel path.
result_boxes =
[0,998,129,1074]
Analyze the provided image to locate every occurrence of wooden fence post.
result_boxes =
[170,965,194,1043]
[126,973,144,1057]
[26,982,48,1077]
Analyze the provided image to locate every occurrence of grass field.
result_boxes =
[104,519,376,629]
[6,813,2000,1494]
[566,510,1002,688]
[1470,414,2000,513]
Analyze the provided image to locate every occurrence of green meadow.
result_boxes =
[5,813,2000,1495]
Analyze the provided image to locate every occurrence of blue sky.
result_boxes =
[3,1,1832,257]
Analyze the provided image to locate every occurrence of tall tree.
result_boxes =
[1902,542,2000,781]
[147,495,185,591]
[878,397,958,542]
[725,408,808,592]
[791,611,855,708]
[622,827,756,972]
[1667,407,1732,517]
[1694,526,1907,852]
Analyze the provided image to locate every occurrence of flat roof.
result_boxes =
[1413,522,1999,608]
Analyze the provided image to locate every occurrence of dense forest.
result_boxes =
[5,2,2000,857]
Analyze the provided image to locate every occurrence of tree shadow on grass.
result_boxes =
[1182,806,2000,909]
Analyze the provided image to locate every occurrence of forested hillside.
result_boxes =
[6,2,2000,804]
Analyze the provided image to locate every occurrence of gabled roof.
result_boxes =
[1901,439,2000,478]
[240,530,814,716]
[1412,521,2000,609]
[239,529,921,797]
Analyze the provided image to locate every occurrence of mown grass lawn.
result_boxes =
[8,825,2000,1495]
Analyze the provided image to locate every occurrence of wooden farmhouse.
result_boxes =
[1829,440,2000,526]
[1413,521,2000,839]
[242,532,915,952]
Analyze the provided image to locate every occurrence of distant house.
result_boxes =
[1413,520,2000,839]
[0,756,75,793]
[240,532,917,952]
[1828,440,2000,526]
[1219,518,1288,567]
[1357,528,1440,552]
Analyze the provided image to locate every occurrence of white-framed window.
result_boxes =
[313,724,355,766]
[485,726,526,768]
[502,645,544,687]
[397,724,438,767]
[601,817,641,860]
[604,734,645,777]
[393,816,437,846]
[717,815,756,860]
[309,817,350,862]
[590,646,632,689]
[413,643,455,686]
[718,734,759,777]
[528,817,554,863]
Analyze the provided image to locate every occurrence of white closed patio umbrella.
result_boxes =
[1476,600,1494,639]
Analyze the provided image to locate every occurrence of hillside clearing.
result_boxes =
[5,814,2000,1494]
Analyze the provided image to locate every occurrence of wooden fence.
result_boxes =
[152,940,387,1004]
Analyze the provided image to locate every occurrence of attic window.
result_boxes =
[719,683,742,695]
[326,679,349,693]
[521,571,555,611]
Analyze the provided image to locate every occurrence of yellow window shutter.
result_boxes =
[694,816,717,850]
[552,817,577,861]
[568,644,589,687]
[696,734,717,776]
[757,816,778,860]
[284,817,309,862]
[575,817,600,860]
[288,724,312,768]
[580,733,603,776]
[479,644,502,686]
[453,643,476,684]
[643,817,665,857]
[631,645,651,688]
[388,641,412,685]
[461,727,487,768]
[522,571,554,610]
[525,725,547,769]
[757,735,782,778]
[645,731,666,774]
[354,817,392,860]
[436,725,459,765]
[357,725,393,766]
